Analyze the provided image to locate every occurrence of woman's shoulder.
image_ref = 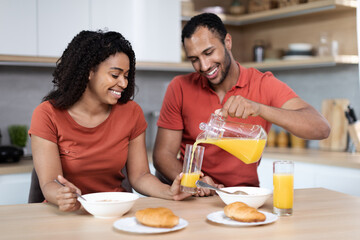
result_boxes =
[33,100,56,113]
[32,100,65,119]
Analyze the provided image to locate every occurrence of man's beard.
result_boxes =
[214,49,231,86]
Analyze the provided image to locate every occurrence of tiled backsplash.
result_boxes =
[0,64,359,153]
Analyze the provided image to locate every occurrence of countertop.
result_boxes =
[2,147,360,176]
[263,147,360,169]
[0,155,33,175]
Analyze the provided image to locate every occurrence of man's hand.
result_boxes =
[195,174,224,197]
[217,95,261,119]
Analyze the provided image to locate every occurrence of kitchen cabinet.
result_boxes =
[0,0,37,56]
[38,0,90,57]
[90,0,181,63]
[258,157,360,196]
[0,0,357,71]
[0,173,31,205]
[183,0,358,70]
[0,0,181,63]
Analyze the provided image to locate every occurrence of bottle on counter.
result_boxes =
[318,32,331,57]
[253,40,265,62]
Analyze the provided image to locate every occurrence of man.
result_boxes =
[153,13,330,196]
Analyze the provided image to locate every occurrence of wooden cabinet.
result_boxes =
[183,0,358,70]
[0,0,37,56]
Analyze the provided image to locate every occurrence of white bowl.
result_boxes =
[78,192,139,219]
[216,187,272,209]
[288,43,313,51]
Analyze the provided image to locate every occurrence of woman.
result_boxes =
[29,30,190,212]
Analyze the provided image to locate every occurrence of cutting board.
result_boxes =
[319,99,349,151]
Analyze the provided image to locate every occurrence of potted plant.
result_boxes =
[8,125,28,148]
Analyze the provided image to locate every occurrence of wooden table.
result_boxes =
[1,188,360,240]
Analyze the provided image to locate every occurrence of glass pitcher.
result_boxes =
[196,114,267,164]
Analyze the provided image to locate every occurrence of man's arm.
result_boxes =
[220,96,330,140]
[153,127,183,182]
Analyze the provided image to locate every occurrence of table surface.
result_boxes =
[1,188,360,240]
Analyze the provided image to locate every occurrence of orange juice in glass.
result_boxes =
[180,144,205,193]
[273,161,294,216]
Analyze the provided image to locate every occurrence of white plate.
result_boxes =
[113,217,188,234]
[207,210,278,226]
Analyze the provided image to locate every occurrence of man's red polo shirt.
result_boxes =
[157,63,298,187]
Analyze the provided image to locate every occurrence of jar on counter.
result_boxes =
[290,133,306,149]
[267,128,277,147]
[276,130,289,148]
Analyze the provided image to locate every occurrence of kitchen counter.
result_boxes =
[1,148,360,176]
[1,188,359,239]
[263,147,360,169]
[0,155,33,175]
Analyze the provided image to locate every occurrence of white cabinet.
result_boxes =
[1,0,181,62]
[38,0,90,57]
[258,158,360,196]
[90,0,181,62]
[0,172,31,205]
[0,0,37,56]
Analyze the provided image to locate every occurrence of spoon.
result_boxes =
[195,180,248,195]
[54,179,87,201]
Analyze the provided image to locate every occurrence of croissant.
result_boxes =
[135,207,179,228]
[224,202,266,223]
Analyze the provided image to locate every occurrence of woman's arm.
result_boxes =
[126,132,190,200]
[31,135,81,211]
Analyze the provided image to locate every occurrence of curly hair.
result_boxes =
[181,13,227,45]
[43,30,136,109]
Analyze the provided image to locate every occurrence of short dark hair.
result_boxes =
[43,30,136,109]
[181,13,227,45]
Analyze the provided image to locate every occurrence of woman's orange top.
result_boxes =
[29,100,147,194]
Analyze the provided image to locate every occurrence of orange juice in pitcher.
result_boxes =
[195,114,267,164]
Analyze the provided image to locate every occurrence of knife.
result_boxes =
[348,105,357,122]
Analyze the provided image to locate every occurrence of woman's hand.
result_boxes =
[55,175,82,212]
[169,173,192,200]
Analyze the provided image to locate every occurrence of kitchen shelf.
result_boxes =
[0,55,193,72]
[242,55,359,71]
[0,54,357,72]
[182,0,357,26]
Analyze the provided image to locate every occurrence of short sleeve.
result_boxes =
[261,72,298,108]
[129,104,148,140]
[28,102,58,143]
[157,77,184,130]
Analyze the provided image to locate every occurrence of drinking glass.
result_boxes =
[180,144,205,194]
[273,160,294,216]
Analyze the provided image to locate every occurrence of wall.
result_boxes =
[0,65,185,152]
[0,64,359,153]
